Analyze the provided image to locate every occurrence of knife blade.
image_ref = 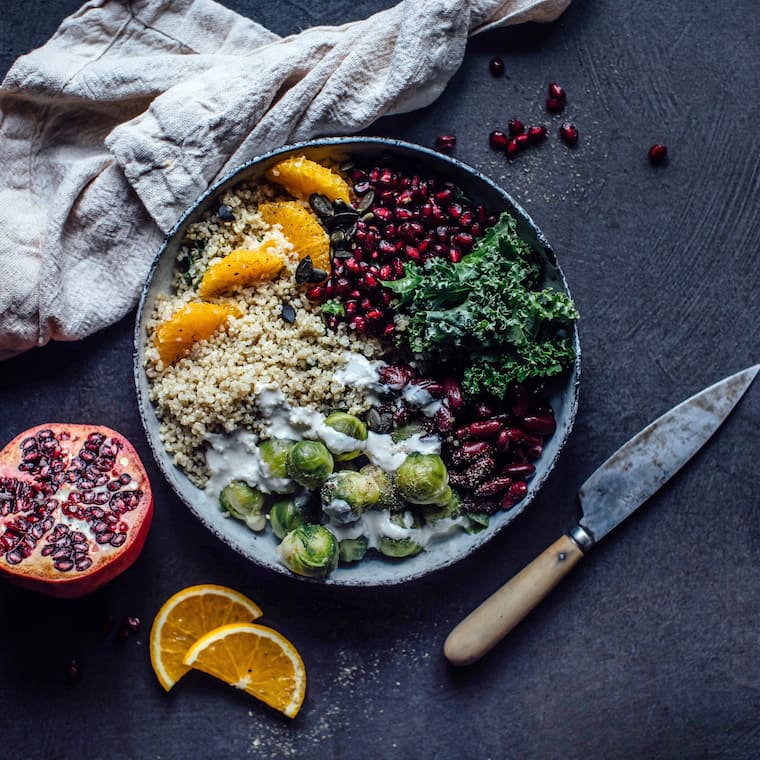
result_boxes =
[444,364,759,666]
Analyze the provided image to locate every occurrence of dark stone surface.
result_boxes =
[2,1,759,758]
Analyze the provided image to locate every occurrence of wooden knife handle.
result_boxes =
[443,534,585,666]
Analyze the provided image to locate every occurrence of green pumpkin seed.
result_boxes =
[330,230,345,246]
[308,268,329,283]
[280,303,297,324]
[339,160,355,173]
[356,190,375,214]
[295,256,314,284]
[309,193,334,218]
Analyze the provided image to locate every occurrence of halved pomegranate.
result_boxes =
[0,424,153,598]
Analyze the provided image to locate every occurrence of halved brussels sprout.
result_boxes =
[395,453,450,506]
[323,411,367,461]
[377,512,424,558]
[359,464,403,511]
[419,486,461,522]
[320,470,380,524]
[219,480,267,532]
[286,440,334,489]
[259,438,296,480]
[269,494,315,539]
[390,420,426,443]
[338,535,369,563]
[278,524,339,578]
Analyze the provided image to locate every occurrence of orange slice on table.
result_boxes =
[149,584,263,692]
[265,156,351,205]
[198,240,284,298]
[155,302,241,365]
[183,622,306,719]
[258,201,331,273]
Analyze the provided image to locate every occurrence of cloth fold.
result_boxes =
[0,0,571,359]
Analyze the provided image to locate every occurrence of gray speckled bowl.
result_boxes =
[133,137,580,586]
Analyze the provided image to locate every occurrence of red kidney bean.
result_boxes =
[378,364,414,389]
[501,481,528,509]
[451,441,495,468]
[508,384,528,417]
[474,402,494,419]
[521,414,556,436]
[465,455,496,486]
[413,378,445,398]
[442,378,463,411]
[501,462,536,480]
[453,425,470,441]
[505,427,537,446]
[525,443,543,460]
[474,476,513,497]
[468,420,501,439]
[496,429,510,454]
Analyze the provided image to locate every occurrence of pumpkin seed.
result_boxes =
[330,230,345,246]
[280,303,297,324]
[217,204,234,221]
[356,190,375,214]
[366,408,393,434]
[339,159,356,173]
[309,193,334,218]
[332,249,352,259]
[328,211,360,230]
[333,199,358,215]
[295,256,314,284]
[360,212,375,223]
[308,268,328,283]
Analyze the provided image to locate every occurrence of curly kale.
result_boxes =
[383,212,578,398]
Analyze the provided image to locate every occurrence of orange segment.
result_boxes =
[198,241,284,298]
[149,584,262,692]
[265,156,351,204]
[183,622,306,718]
[258,201,330,272]
[155,302,241,365]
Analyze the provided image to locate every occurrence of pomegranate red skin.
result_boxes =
[0,424,153,598]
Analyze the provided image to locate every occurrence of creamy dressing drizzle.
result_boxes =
[204,350,456,549]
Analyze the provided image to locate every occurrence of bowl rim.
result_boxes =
[133,136,581,586]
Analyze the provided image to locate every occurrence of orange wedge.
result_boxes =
[198,241,284,298]
[149,584,262,692]
[265,155,351,204]
[155,302,241,365]
[258,201,331,272]
[183,622,306,718]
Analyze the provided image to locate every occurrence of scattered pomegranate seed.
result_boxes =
[546,97,565,113]
[305,285,324,301]
[527,125,547,143]
[66,659,80,683]
[648,143,668,165]
[559,122,579,146]
[434,134,456,152]
[507,119,524,136]
[506,139,520,159]
[489,57,505,77]
[489,130,508,149]
[548,82,566,100]
[514,134,530,149]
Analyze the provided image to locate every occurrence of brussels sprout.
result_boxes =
[377,512,424,558]
[286,440,334,489]
[219,480,267,532]
[338,535,369,563]
[278,524,339,578]
[259,438,296,480]
[419,486,460,522]
[322,411,367,461]
[359,464,403,511]
[464,512,490,534]
[320,470,380,524]
[395,453,450,506]
[390,420,426,443]
[269,494,315,539]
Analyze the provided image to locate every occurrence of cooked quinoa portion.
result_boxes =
[144,185,384,487]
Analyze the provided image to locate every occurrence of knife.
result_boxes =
[444,364,759,666]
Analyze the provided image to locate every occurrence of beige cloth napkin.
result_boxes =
[0,0,571,359]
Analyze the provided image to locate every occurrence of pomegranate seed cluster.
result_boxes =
[371,365,556,516]
[305,160,498,336]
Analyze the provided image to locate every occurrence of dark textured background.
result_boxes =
[1,1,759,758]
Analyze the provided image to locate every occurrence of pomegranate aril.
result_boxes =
[559,122,579,146]
[515,133,530,150]
[648,143,667,165]
[546,97,565,113]
[506,139,520,159]
[489,57,505,76]
[452,232,474,250]
[305,285,324,301]
[434,134,456,152]
[548,82,566,100]
[489,130,508,149]
[527,125,547,143]
[507,119,524,137]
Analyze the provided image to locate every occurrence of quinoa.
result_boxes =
[144,185,386,487]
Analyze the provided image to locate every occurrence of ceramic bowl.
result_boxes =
[133,137,580,586]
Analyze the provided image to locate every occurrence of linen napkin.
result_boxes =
[0,0,571,360]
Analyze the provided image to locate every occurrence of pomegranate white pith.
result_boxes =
[0,424,153,598]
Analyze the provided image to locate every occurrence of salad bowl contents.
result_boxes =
[135,138,580,585]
